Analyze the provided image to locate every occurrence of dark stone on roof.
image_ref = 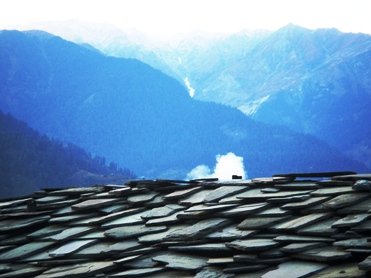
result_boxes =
[0,171,371,277]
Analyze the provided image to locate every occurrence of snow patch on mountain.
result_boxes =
[184,77,195,97]
[238,95,270,116]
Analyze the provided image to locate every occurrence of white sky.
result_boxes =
[1,0,371,36]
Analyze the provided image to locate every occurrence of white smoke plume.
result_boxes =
[186,152,247,180]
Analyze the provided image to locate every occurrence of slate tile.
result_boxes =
[311,187,356,196]
[49,239,97,257]
[255,207,291,216]
[112,254,142,264]
[280,196,329,210]
[215,202,268,217]
[69,242,117,258]
[261,261,327,278]
[118,254,160,268]
[48,186,106,196]
[333,173,371,181]
[271,212,332,231]
[0,234,28,245]
[223,264,269,273]
[338,197,371,214]
[176,210,213,220]
[237,189,313,201]
[127,192,158,204]
[178,189,214,205]
[140,204,185,219]
[98,203,130,214]
[298,218,339,236]
[77,230,106,240]
[274,181,320,190]
[163,186,202,201]
[273,235,335,243]
[141,270,194,278]
[205,224,257,240]
[138,224,189,244]
[145,211,182,226]
[100,210,146,228]
[27,225,65,239]
[233,254,258,263]
[204,186,248,203]
[72,208,141,226]
[104,224,167,239]
[109,267,164,277]
[267,194,311,204]
[237,216,291,230]
[169,243,233,254]
[118,247,163,259]
[35,199,79,211]
[195,266,234,278]
[100,240,142,255]
[281,242,328,254]
[359,255,371,271]
[226,239,280,252]
[165,218,231,241]
[48,213,99,224]
[310,263,368,278]
[0,241,55,262]
[36,196,67,204]
[0,265,47,278]
[34,261,115,278]
[152,252,207,271]
[322,193,371,209]
[71,198,118,210]
[332,214,369,228]
[351,220,371,233]
[108,186,132,196]
[49,226,96,241]
[0,198,33,209]
[293,246,352,262]
[207,257,235,265]
[0,215,50,232]
[218,191,252,204]
[333,238,371,249]
[143,195,167,208]
[184,203,237,213]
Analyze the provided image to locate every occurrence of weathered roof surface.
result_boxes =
[1,171,371,277]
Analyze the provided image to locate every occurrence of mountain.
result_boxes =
[0,110,135,198]
[23,22,370,169]
[0,30,368,181]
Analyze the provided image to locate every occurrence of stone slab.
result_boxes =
[293,246,352,262]
[152,252,207,271]
[204,186,248,203]
[271,212,332,231]
[332,214,369,228]
[237,216,291,230]
[104,224,167,239]
[226,239,280,252]
[166,218,231,241]
[49,239,97,257]
[261,261,327,278]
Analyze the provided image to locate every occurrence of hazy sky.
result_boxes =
[1,0,371,36]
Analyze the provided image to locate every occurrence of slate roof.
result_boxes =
[1,171,371,277]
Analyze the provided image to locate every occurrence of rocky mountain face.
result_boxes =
[1,30,367,181]
[27,22,370,169]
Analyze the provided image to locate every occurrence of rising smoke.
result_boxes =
[186,152,247,180]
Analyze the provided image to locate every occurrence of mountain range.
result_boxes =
[0,29,367,182]
[22,20,371,169]
[0,110,135,197]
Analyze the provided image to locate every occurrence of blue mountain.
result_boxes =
[0,30,368,180]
